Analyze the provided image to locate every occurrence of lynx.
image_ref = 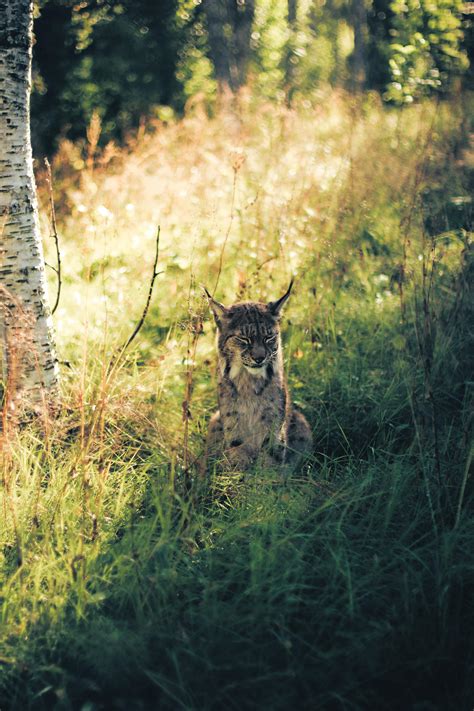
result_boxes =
[204,281,312,471]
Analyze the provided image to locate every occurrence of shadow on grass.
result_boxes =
[2,452,474,710]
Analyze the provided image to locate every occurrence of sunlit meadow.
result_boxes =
[1,91,473,709]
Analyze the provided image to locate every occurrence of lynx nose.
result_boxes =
[251,345,266,364]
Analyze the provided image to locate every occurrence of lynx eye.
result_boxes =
[264,334,277,343]
[235,335,250,345]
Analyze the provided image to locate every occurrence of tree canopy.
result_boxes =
[31,0,471,153]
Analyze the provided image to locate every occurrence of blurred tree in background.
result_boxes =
[31,0,471,154]
[201,0,255,90]
[385,0,469,103]
[32,0,185,154]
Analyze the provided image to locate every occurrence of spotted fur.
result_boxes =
[203,281,312,471]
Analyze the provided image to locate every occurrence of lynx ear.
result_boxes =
[268,279,294,317]
[203,287,228,326]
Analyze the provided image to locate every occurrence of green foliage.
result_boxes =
[250,0,354,100]
[251,0,288,99]
[31,0,471,153]
[174,10,217,108]
[32,0,185,153]
[386,0,469,103]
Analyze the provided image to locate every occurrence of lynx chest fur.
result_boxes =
[204,282,312,470]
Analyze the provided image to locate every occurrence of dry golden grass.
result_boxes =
[37,92,454,353]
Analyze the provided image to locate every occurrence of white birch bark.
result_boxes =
[0,0,59,412]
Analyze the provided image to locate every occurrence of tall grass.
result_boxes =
[1,90,473,709]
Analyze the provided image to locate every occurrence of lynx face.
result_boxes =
[205,282,293,377]
[219,304,280,373]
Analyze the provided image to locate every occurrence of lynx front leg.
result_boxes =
[224,441,258,470]
[201,411,224,475]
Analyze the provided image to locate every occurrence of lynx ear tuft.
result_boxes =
[268,279,294,317]
[203,287,228,325]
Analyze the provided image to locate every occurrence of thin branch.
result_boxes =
[109,226,162,372]
[235,255,277,301]
[44,158,62,315]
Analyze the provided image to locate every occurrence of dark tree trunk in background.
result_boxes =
[285,0,298,103]
[288,0,297,24]
[351,0,369,89]
[203,0,232,87]
[232,0,255,88]
[366,0,393,90]
[202,0,255,91]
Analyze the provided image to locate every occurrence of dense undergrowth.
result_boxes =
[1,91,473,709]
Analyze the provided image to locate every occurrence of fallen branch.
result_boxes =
[44,158,62,315]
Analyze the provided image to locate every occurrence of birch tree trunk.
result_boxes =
[0,0,59,414]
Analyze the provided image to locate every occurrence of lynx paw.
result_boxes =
[224,443,257,470]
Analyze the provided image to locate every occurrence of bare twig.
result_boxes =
[44,158,62,315]
[235,255,277,301]
[108,226,162,373]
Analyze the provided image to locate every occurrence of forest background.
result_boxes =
[1,0,473,709]
[32,0,472,155]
